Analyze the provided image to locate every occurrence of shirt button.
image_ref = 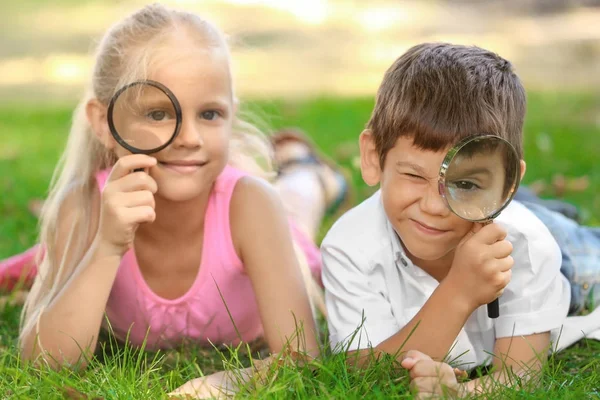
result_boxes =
[400,258,408,266]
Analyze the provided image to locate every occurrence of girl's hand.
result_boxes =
[446,222,514,310]
[96,154,158,257]
[168,370,241,399]
[401,350,464,399]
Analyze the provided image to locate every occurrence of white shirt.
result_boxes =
[322,190,572,369]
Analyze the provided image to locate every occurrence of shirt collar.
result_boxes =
[380,198,412,268]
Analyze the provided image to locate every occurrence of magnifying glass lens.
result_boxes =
[442,136,520,222]
[109,81,180,154]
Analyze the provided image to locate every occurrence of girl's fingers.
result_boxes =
[123,206,156,224]
[107,154,157,182]
[110,171,158,194]
[117,190,156,209]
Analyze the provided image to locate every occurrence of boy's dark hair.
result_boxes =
[367,43,526,168]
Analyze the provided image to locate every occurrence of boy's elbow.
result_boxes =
[344,347,387,368]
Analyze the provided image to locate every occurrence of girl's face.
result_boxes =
[110,42,235,203]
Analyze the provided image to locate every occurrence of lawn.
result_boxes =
[0,93,599,398]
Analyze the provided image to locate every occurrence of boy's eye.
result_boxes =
[404,173,424,180]
[201,110,220,120]
[450,180,481,191]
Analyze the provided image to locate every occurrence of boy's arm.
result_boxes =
[403,333,549,398]
[372,280,475,361]
[460,332,550,394]
[323,240,480,363]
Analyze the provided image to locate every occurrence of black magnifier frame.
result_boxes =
[107,80,183,155]
[437,134,521,319]
[438,134,522,223]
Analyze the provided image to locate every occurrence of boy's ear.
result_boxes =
[359,129,382,186]
[86,99,115,150]
[519,159,527,181]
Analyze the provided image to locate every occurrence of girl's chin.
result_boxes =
[155,186,206,202]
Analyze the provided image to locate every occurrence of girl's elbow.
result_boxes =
[19,332,89,370]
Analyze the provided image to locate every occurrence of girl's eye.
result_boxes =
[201,110,219,121]
[147,110,167,121]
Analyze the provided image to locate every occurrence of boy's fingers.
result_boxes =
[401,357,417,369]
[409,360,454,380]
[400,350,432,369]
[475,222,507,245]
[453,367,468,380]
[410,377,454,398]
[491,240,513,259]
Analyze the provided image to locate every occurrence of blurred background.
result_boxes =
[2,0,600,103]
[1,0,600,258]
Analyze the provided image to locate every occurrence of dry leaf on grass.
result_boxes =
[0,146,21,161]
[0,290,29,308]
[526,175,589,198]
[61,386,104,400]
[28,199,45,218]
[552,174,589,197]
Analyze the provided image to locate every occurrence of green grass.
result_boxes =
[1,93,600,398]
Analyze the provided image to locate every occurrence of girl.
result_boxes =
[4,3,348,396]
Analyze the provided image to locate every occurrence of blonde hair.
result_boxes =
[21,3,273,340]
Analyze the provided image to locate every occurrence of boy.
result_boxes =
[321,43,581,396]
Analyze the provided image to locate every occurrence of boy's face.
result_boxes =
[360,134,474,263]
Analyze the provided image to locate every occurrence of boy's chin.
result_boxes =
[403,241,453,263]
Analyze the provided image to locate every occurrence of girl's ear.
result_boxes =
[519,159,527,181]
[86,99,115,150]
[359,129,382,186]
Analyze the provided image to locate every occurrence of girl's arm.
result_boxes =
[230,176,320,356]
[20,183,112,366]
[21,155,157,367]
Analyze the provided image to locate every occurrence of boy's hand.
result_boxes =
[401,350,464,399]
[96,154,158,257]
[446,222,514,310]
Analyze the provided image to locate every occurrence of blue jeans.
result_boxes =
[515,187,600,315]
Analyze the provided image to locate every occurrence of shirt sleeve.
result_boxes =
[494,223,571,338]
[321,240,400,352]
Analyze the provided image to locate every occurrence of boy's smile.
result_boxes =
[360,134,474,271]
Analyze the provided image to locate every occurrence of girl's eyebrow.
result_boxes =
[199,99,229,109]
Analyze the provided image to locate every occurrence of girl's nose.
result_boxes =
[173,118,203,149]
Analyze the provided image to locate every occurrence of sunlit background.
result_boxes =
[1,0,600,104]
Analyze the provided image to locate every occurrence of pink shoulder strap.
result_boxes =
[95,169,111,192]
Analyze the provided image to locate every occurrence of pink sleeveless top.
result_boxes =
[98,165,321,350]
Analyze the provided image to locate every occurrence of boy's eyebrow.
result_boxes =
[395,161,428,175]
[447,167,492,178]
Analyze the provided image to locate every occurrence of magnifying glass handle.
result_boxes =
[488,298,500,318]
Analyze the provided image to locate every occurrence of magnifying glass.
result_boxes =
[438,135,521,319]
[107,80,182,171]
